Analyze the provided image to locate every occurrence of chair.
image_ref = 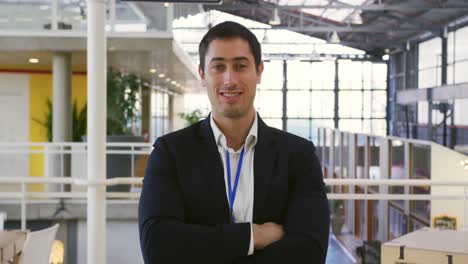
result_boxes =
[19,224,59,264]
[0,212,6,230]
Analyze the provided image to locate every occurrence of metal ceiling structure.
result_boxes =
[201,0,468,55]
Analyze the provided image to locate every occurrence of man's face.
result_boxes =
[199,38,264,119]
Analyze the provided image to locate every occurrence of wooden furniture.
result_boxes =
[0,230,27,264]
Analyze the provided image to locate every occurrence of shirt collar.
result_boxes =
[210,113,258,152]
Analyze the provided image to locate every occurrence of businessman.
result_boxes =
[138,21,330,264]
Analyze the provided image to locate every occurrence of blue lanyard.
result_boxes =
[226,147,245,223]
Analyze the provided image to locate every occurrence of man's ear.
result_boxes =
[198,64,206,86]
[257,61,264,84]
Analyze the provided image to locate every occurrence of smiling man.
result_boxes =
[138,21,330,264]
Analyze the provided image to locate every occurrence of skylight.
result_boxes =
[265,0,368,23]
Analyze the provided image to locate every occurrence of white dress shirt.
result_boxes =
[210,113,258,256]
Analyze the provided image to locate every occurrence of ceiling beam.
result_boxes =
[205,3,468,11]
[172,25,432,33]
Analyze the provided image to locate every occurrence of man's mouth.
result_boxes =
[220,91,242,97]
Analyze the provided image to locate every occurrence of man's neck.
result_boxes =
[212,109,255,151]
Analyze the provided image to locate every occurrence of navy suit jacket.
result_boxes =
[138,115,330,264]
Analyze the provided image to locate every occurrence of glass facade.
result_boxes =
[184,59,387,143]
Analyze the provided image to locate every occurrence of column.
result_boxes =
[87,0,107,263]
[51,52,72,192]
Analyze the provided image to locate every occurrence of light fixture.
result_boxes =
[382,54,389,61]
[158,73,165,78]
[461,159,468,170]
[149,68,157,74]
[269,8,281,26]
[350,11,362,25]
[171,81,176,85]
[164,2,169,7]
[165,77,171,82]
[328,31,340,44]
[29,58,39,64]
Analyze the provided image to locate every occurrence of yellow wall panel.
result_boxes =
[27,72,87,192]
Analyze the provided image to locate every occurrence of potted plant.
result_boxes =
[33,100,87,142]
[179,109,204,126]
[104,67,144,192]
[37,67,143,192]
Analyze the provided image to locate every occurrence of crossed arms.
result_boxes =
[138,137,330,264]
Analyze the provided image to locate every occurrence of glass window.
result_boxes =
[339,60,364,90]
[454,60,468,83]
[263,118,282,129]
[362,119,387,136]
[259,60,283,90]
[287,91,311,118]
[311,91,334,118]
[310,119,334,143]
[255,90,283,118]
[339,91,362,118]
[310,61,335,90]
[455,26,468,61]
[454,98,468,125]
[363,91,386,119]
[339,119,362,133]
[287,119,310,139]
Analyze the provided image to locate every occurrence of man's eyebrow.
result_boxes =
[209,56,250,63]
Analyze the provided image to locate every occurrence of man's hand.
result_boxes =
[252,222,285,250]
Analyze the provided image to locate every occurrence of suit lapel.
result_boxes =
[198,117,231,222]
[253,116,277,223]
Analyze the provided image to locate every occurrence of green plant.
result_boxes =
[33,99,87,142]
[107,67,140,135]
[179,109,203,126]
[34,67,141,141]
[72,102,87,141]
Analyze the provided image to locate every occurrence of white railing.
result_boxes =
[0,177,467,231]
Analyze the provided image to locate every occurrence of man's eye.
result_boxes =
[212,65,224,70]
[236,64,247,70]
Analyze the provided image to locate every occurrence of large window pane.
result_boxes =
[259,61,283,90]
[454,98,468,125]
[363,119,387,136]
[287,91,310,117]
[310,119,334,143]
[455,26,468,61]
[454,60,468,83]
[363,91,386,118]
[287,119,310,139]
[263,118,282,129]
[255,91,282,118]
[339,91,362,118]
[339,119,362,133]
[339,60,364,90]
[310,61,335,90]
[288,61,312,91]
[311,91,334,118]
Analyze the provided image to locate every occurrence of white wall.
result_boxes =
[0,73,29,188]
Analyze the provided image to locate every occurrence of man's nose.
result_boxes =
[223,68,237,87]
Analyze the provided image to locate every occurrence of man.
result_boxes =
[138,21,329,264]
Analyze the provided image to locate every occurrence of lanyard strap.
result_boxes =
[226,147,245,223]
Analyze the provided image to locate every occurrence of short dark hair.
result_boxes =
[198,21,262,73]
